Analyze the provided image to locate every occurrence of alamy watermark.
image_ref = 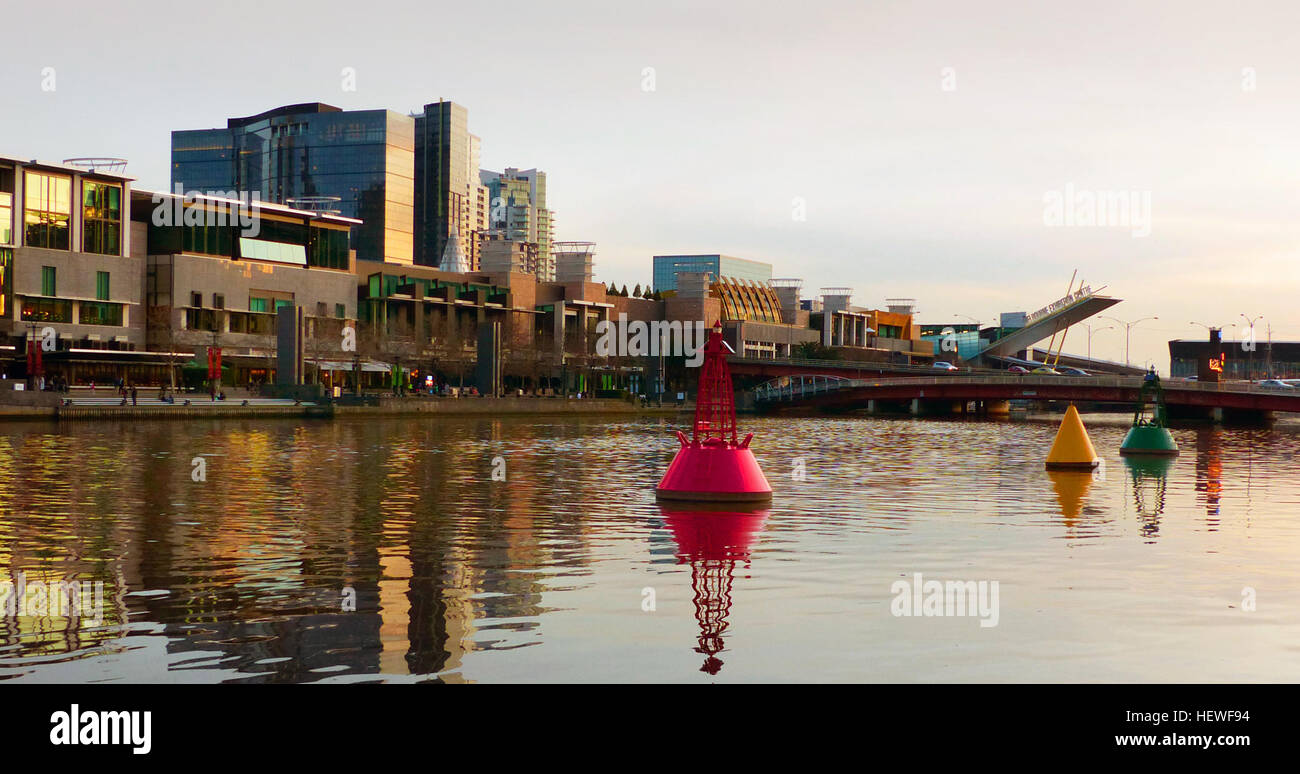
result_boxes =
[1043,183,1151,237]
[1,572,105,626]
[890,572,999,628]
[151,184,262,237]
[50,704,151,755]
[595,315,709,367]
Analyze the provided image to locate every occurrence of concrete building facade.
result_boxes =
[0,156,148,383]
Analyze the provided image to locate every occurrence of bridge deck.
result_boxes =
[756,374,1300,413]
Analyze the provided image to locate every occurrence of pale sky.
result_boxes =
[4,0,1299,369]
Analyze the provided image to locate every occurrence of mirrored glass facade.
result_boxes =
[171,104,412,264]
[652,254,773,292]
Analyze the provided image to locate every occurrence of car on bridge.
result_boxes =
[1031,366,1061,375]
[1007,365,1030,374]
[1057,367,1090,376]
[932,361,959,371]
[1258,379,1295,389]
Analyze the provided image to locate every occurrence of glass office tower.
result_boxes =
[414,100,489,269]
[171,103,415,264]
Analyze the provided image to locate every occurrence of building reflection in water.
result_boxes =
[1124,456,1175,541]
[661,505,768,675]
[1194,428,1224,528]
[0,431,128,659]
[0,418,585,682]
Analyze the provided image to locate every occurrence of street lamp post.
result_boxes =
[1100,315,1158,368]
[1083,323,1112,361]
[1241,314,1265,381]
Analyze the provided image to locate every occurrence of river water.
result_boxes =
[1,413,1298,683]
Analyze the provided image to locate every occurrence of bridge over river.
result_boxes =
[753,373,1300,422]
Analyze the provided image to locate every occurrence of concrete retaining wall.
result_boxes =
[334,397,663,416]
[0,396,682,422]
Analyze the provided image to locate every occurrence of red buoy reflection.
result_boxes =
[661,505,769,675]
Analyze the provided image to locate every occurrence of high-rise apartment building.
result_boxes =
[171,103,415,265]
[480,167,554,281]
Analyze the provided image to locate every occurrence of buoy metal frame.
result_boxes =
[656,322,773,502]
[1120,371,1180,457]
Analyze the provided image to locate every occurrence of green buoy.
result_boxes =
[1120,369,1179,456]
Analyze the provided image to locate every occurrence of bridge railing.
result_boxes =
[753,374,855,402]
[753,373,1300,402]
[729,354,955,377]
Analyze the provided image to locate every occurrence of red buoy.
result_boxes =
[656,321,773,501]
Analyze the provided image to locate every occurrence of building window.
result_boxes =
[191,291,203,308]
[0,167,14,246]
[316,302,327,317]
[181,220,233,256]
[82,181,122,256]
[41,266,56,296]
[80,301,123,327]
[24,172,72,250]
[308,226,349,270]
[96,271,110,301]
[184,308,219,331]
[249,296,268,313]
[213,293,224,309]
[335,303,346,319]
[0,248,11,317]
[21,297,72,323]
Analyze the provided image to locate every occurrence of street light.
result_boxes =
[1083,323,1112,361]
[1241,313,1266,380]
[1100,315,1158,368]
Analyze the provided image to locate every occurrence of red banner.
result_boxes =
[27,339,43,377]
[208,347,223,379]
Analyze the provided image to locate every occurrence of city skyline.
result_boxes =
[3,1,1299,368]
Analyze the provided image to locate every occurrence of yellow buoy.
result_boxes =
[1045,404,1100,469]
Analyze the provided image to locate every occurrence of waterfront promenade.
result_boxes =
[0,391,682,421]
